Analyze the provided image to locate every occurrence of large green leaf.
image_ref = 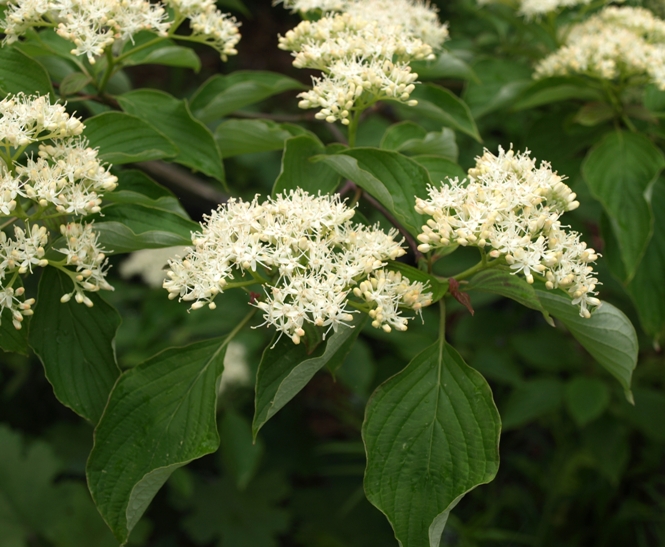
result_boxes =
[380,121,458,161]
[466,269,551,322]
[253,316,365,438]
[404,84,481,142]
[564,377,610,427]
[215,119,308,158]
[410,52,477,82]
[582,131,665,279]
[272,134,341,197]
[0,45,54,96]
[104,169,188,217]
[363,340,501,547]
[463,59,531,118]
[314,148,430,236]
[412,155,466,184]
[29,268,121,423]
[623,177,665,341]
[536,290,638,402]
[117,90,225,183]
[512,77,604,111]
[121,33,201,71]
[190,71,305,123]
[83,111,178,165]
[92,203,198,253]
[87,335,235,544]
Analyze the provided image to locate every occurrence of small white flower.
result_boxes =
[415,146,601,318]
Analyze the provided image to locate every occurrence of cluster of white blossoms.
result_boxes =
[164,190,432,344]
[0,93,114,327]
[476,0,592,19]
[415,147,601,318]
[1,0,240,63]
[535,6,665,89]
[277,0,448,124]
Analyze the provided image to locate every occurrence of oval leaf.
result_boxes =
[536,290,638,403]
[582,131,665,280]
[190,71,305,123]
[87,336,231,544]
[363,340,501,547]
[564,377,610,427]
[83,112,178,165]
[405,83,481,142]
[314,148,430,236]
[29,267,121,423]
[272,134,341,197]
[253,316,366,438]
[0,45,54,96]
[117,90,225,183]
[215,119,307,158]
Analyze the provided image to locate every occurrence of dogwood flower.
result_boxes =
[277,0,448,124]
[415,147,601,318]
[535,6,665,90]
[164,190,432,343]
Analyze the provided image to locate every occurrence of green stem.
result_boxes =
[97,47,116,94]
[222,307,256,345]
[347,109,361,148]
[113,36,167,65]
[453,256,505,282]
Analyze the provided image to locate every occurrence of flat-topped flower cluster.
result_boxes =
[535,6,665,89]
[415,147,601,318]
[163,190,432,344]
[1,0,240,63]
[0,93,114,327]
[477,0,592,19]
[277,0,448,125]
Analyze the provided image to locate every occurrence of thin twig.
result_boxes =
[140,161,228,204]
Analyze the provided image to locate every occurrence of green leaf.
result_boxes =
[512,77,604,111]
[619,176,665,341]
[190,71,305,123]
[219,409,264,490]
[253,316,366,438]
[582,131,665,280]
[0,45,54,96]
[29,268,120,423]
[564,377,610,427]
[412,155,466,183]
[121,33,201,71]
[0,308,30,355]
[218,0,251,16]
[87,336,233,544]
[501,377,564,430]
[59,72,92,96]
[314,148,430,236]
[381,122,458,161]
[92,203,198,253]
[363,340,500,547]
[83,111,178,165]
[463,59,531,118]
[215,118,309,158]
[404,84,481,142]
[117,90,225,183]
[573,102,615,127]
[272,134,341,197]
[104,169,188,217]
[536,290,638,403]
[621,388,665,442]
[410,52,477,82]
[387,261,448,303]
[466,270,552,323]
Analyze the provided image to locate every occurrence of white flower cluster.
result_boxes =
[0,94,114,328]
[476,0,592,19]
[535,6,665,89]
[415,147,601,318]
[278,0,448,124]
[1,0,240,63]
[164,190,432,344]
